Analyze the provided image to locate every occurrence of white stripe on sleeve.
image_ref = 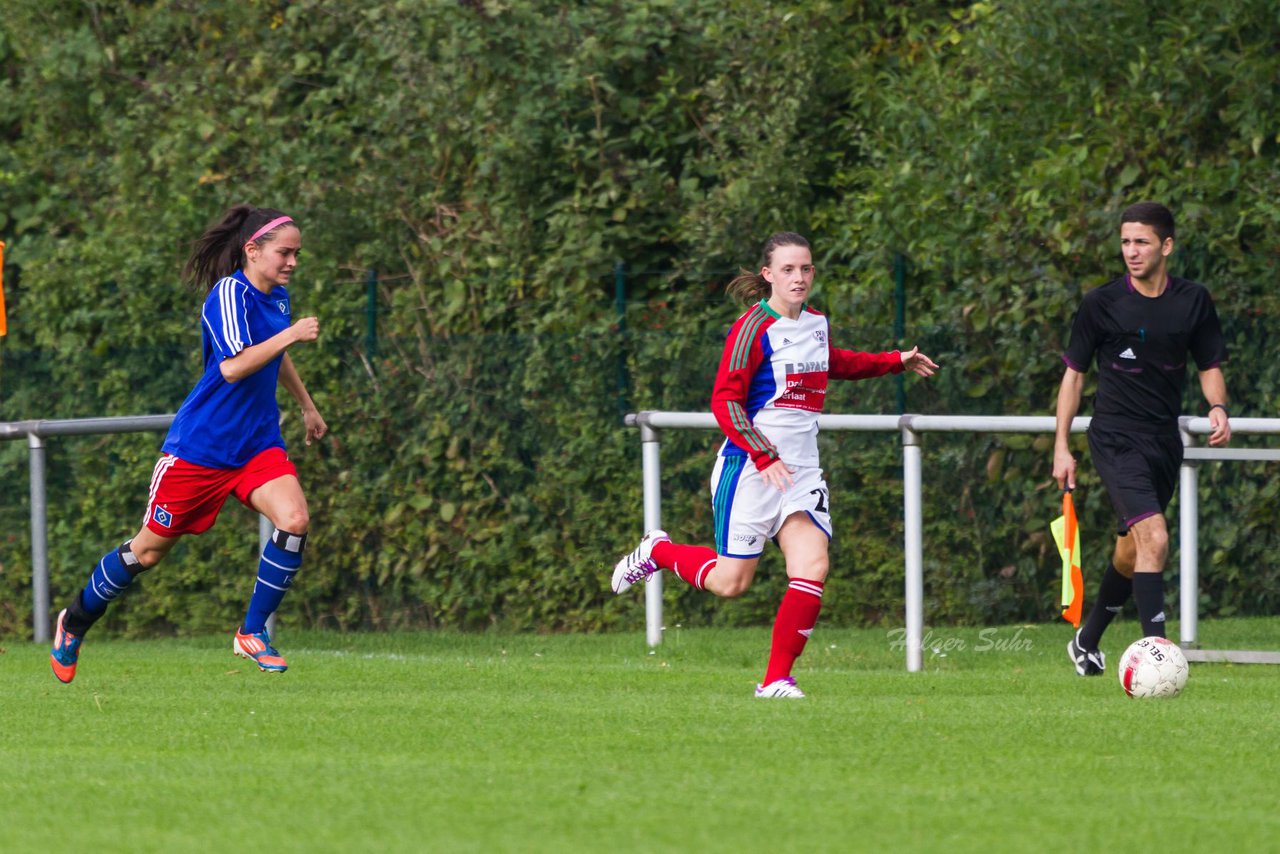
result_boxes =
[207,277,251,357]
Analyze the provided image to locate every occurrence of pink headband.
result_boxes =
[248,215,294,244]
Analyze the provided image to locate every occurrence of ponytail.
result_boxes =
[724,231,811,305]
[725,268,770,303]
[183,205,295,292]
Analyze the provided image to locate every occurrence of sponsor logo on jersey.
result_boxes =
[152,505,174,528]
[1119,347,1137,359]
[777,365,829,412]
[785,361,828,374]
[782,337,793,345]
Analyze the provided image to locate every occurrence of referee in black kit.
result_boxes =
[1052,201,1232,677]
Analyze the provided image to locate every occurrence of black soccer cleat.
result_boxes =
[1067,631,1106,676]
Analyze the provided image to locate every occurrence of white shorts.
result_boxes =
[709,455,832,558]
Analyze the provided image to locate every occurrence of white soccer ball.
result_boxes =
[1118,636,1189,698]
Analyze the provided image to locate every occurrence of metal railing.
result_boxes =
[10,411,1278,660]
[625,411,1280,671]
[3,415,272,643]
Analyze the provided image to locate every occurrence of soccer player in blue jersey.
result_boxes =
[50,205,327,682]
[612,232,938,698]
[1054,201,1231,677]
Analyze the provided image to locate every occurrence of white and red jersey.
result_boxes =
[711,301,903,470]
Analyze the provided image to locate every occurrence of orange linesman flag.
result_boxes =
[1049,490,1084,627]
[0,240,6,336]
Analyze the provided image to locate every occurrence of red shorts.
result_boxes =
[144,447,297,536]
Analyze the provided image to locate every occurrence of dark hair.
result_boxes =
[183,204,296,292]
[1120,201,1175,243]
[725,232,811,303]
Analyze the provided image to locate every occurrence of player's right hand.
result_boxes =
[900,346,939,377]
[1052,448,1076,491]
[760,459,795,492]
[292,316,320,343]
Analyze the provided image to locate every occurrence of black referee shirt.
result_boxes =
[1063,275,1227,432]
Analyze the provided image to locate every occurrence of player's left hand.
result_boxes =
[900,346,939,377]
[303,408,328,446]
[1207,407,1231,446]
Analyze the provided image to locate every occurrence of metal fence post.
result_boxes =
[900,417,923,672]
[28,432,51,643]
[1179,425,1200,647]
[5,414,173,641]
[639,417,664,648]
[261,514,276,639]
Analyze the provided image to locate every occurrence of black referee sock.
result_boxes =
[1132,572,1167,638]
[1077,563,1131,651]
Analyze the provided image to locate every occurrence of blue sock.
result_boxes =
[242,529,306,635]
[79,545,141,616]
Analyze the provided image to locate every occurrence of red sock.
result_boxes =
[763,578,825,685]
[651,541,717,590]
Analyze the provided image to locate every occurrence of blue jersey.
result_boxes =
[162,270,292,468]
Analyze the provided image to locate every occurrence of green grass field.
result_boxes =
[3,619,1278,853]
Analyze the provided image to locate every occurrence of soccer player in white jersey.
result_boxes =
[612,232,938,698]
[50,205,327,682]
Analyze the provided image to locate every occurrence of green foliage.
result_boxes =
[2,0,1280,637]
[812,0,1280,626]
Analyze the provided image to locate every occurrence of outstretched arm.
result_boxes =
[828,345,938,381]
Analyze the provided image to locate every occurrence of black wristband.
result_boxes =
[1209,403,1229,418]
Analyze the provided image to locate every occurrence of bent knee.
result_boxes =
[789,559,829,584]
[708,566,755,598]
[1135,529,1169,556]
[128,545,165,571]
[717,578,753,598]
[133,551,164,571]
[276,509,310,535]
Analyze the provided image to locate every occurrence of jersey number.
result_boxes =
[810,488,829,514]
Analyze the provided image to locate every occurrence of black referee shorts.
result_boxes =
[1087,424,1184,535]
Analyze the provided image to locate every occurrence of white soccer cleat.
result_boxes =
[611,530,670,594]
[755,677,806,699]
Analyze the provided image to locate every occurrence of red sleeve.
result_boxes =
[710,312,781,472]
[829,347,904,381]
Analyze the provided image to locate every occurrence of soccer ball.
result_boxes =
[1118,636,1189,698]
